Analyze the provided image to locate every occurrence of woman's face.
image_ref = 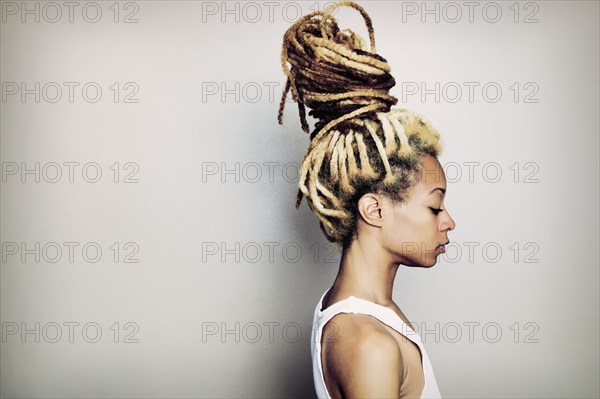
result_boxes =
[381,155,456,267]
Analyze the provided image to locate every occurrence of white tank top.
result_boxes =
[311,289,442,398]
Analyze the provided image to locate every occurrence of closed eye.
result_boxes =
[430,207,444,215]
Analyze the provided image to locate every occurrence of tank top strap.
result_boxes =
[316,294,422,348]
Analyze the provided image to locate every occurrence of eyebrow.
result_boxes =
[429,187,446,195]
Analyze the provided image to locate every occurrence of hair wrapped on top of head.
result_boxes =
[278,0,443,248]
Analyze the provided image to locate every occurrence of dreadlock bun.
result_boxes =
[278,1,443,247]
[277,0,398,137]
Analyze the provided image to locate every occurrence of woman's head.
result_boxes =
[278,1,453,252]
[357,154,456,267]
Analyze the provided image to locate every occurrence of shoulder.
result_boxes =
[326,313,402,368]
[322,313,404,397]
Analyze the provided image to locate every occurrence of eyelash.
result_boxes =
[430,208,444,215]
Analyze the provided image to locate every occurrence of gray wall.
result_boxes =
[1,1,598,398]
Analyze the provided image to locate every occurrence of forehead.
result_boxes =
[416,155,446,191]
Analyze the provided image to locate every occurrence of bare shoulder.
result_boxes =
[322,313,404,397]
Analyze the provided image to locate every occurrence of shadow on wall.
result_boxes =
[271,332,317,398]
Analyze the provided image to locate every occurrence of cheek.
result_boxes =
[385,209,439,249]
[385,210,429,243]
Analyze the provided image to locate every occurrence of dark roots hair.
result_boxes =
[278,0,443,249]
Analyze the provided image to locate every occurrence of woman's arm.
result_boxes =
[325,317,403,398]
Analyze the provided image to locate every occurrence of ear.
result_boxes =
[357,193,386,228]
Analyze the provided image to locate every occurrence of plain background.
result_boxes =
[1,1,598,398]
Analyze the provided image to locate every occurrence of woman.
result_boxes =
[278,1,456,398]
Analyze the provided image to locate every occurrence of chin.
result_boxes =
[403,255,438,268]
[417,259,438,268]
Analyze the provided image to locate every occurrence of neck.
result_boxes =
[330,236,399,306]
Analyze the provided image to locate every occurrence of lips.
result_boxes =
[436,241,449,253]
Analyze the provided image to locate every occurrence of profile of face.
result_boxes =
[379,155,456,267]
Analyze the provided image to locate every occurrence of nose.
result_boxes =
[440,209,456,232]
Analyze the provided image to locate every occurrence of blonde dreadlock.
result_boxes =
[278,0,443,248]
